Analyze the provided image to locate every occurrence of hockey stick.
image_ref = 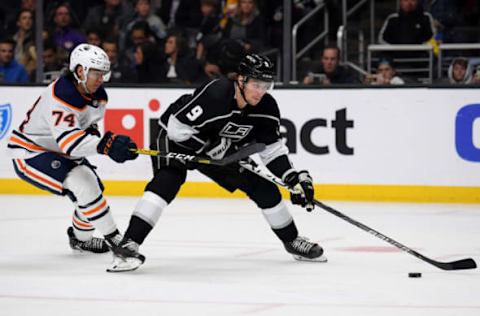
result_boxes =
[132,142,266,166]
[239,161,477,271]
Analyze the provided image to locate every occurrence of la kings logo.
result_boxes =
[219,122,253,140]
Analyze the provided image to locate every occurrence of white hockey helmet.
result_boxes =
[69,43,111,83]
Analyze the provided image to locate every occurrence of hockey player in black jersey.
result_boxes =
[108,54,327,272]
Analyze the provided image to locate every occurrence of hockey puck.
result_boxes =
[408,272,422,278]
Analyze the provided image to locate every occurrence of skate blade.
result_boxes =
[106,256,144,272]
[71,248,110,254]
[70,247,109,254]
[292,254,328,262]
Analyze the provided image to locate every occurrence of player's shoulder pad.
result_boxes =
[53,76,89,110]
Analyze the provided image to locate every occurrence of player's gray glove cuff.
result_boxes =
[284,170,315,212]
[205,137,232,159]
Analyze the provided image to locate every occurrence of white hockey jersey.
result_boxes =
[8,76,108,159]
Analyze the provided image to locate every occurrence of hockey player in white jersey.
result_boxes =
[7,44,138,254]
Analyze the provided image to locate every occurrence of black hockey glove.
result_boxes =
[97,131,139,163]
[284,170,315,212]
[205,137,232,160]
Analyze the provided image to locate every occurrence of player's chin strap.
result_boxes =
[236,78,251,107]
[73,68,92,94]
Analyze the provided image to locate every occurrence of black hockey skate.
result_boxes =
[67,227,109,253]
[106,238,145,272]
[283,236,327,262]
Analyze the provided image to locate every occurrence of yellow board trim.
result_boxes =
[1,179,480,203]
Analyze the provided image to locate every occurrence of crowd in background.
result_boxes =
[0,0,479,85]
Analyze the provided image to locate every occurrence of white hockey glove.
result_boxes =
[205,137,232,160]
[284,170,315,212]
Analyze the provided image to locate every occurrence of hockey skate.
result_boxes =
[283,236,327,262]
[67,227,109,253]
[106,238,145,272]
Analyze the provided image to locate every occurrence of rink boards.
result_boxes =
[0,85,479,202]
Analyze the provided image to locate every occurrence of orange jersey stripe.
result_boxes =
[15,159,63,191]
[72,217,93,228]
[10,136,48,152]
[59,130,85,152]
[82,199,107,216]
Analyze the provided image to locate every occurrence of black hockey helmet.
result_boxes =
[238,54,275,82]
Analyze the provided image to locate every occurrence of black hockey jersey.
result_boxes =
[159,77,295,180]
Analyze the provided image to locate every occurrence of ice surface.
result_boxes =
[1,195,479,315]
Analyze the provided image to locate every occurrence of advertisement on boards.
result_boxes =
[0,86,479,189]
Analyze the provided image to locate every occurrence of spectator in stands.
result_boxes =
[83,0,133,39]
[49,3,86,62]
[175,0,203,31]
[42,42,63,83]
[421,0,460,43]
[45,0,100,26]
[473,66,480,85]
[219,0,238,28]
[158,0,182,28]
[177,0,205,49]
[157,0,204,49]
[365,57,405,85]
[122,21,155,73]
[222,0,267,53]
[195,0,222,62]
[134,41,163,83]
[159,32,203,84]
[19,0,34,11]
[86,29,104,47]
[3,0,33,35]
[302,45,359,85]
[102,38,137,83]
[446,57,474,84]
[379,0,435,44]
[0,37,29,83]
[201,38,245,81]
[12,9,36,78]
[123,0,167,43]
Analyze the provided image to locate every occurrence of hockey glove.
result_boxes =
[205,137,232,160]
[284,170,315,212]
[85,124,101,137]
[97,131,139,163]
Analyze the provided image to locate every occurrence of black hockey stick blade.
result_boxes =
[133,142,266,166]
[428,258,477,271]
[313,199,477,271]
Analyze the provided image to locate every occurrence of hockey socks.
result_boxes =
[124,215,154,245]
[71,210,95,241]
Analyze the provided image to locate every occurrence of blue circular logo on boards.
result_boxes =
[455,104,480,162]
[0,103,12,140]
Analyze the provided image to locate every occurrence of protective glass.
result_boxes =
[245,78,274,92]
